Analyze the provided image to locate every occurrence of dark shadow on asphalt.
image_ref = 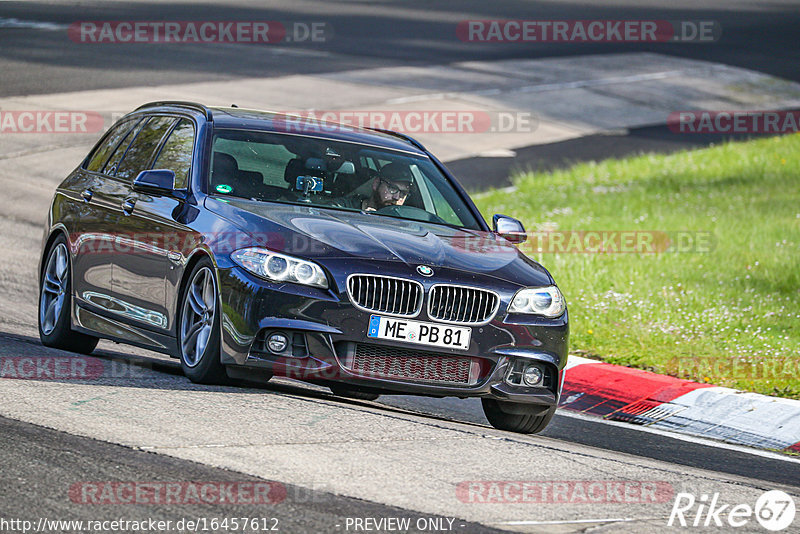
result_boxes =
[5,330,799,488]
[0,415,505,533]
[446,126,792,192]
[0,0,799,97]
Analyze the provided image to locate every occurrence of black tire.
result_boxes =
[482,399,556,434]
[177,258,228,384]
[330,386,380,401]
[38,235,99,354]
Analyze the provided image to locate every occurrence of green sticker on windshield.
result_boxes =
[216,184,233,194]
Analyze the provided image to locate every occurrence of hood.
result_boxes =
[205,197,553,287]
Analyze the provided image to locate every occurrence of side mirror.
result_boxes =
[493,214,527,244]
[133,169,175,195]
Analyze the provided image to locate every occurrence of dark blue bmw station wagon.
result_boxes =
[38,101,568,433]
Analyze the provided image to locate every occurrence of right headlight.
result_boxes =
[230,247,328,289]
[508,286,565,317]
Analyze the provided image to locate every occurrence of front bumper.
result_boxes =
[217,262,569,405]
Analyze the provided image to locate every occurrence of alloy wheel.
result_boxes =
[40,243,68,336]
[180,266,216,367]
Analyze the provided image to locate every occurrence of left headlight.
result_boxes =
[230,247,328,289]
[508,286,565,317]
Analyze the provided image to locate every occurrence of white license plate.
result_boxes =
[367,315,471,350]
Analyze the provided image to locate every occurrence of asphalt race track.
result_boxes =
[1,0,799,96]
[0,1,799,533]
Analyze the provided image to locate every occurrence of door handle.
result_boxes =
[121,198,136,215]
[81,189,93,202]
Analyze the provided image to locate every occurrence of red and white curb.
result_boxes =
[561,356,800,453]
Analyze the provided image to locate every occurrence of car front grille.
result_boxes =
[344,343,476,385]
[428,285,499,325]
[347,275,423,317]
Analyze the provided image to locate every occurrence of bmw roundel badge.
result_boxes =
[417,265,434,277]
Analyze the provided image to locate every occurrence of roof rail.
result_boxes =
[135,101,213,120]
[369,128,427,152]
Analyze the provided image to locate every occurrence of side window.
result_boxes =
[85,118,140,173]
[153,119,195,189]
[115,116,177,182]
[103,119,146,176]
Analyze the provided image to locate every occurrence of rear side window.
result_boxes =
[115,116,177,182]
[103,120,146,176]
[153,119,195,189]
[85,117,140,172]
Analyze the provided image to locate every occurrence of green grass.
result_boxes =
[472,134,800,398]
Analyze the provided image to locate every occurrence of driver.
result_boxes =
[338,163,414,212]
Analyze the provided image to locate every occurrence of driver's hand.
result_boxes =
[363,206,376,212]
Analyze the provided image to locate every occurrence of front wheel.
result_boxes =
[38,236,99,354]
[482,399,556,434]
[178,259,228,384]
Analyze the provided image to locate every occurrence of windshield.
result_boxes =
[209,129,482,230]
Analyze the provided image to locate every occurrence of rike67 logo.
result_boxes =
[668,490,796,531]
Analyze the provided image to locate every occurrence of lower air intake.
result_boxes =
[344,343,478,385]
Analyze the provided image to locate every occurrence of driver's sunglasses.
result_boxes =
[380,179,412,196]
